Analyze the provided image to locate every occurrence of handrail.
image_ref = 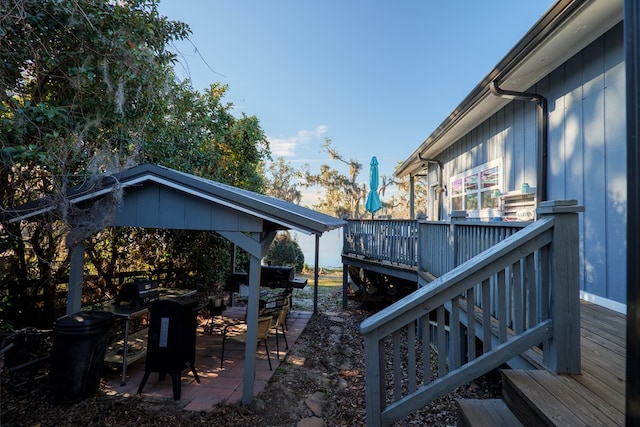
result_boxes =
[359,201,582,426]
[360,217,554,334]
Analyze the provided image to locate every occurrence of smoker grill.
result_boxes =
[260,266,307,289]
[136,298,200,400]
[114,279,159,307]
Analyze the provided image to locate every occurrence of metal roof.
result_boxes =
[395,0,623,178]
[6,163,346,235]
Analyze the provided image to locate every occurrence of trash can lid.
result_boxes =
[54,310,114,333]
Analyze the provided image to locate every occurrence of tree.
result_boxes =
[384,172,429,219]
[145,81,268,190]
[300,138,367,218]
[1,0,191,326]
[262,157,302,203]
[264,231,304,273]
[0,0,271,326]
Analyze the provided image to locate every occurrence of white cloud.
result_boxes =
[268,138,297,156]
[267,125,328,157]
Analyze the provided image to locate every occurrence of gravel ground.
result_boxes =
[1,284,502,426]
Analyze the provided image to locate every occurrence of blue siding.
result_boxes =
[603,23,626,303]
[435,22,626,305]
[540,23,626,305]
[581,35,608,299]
[114,184,264,232]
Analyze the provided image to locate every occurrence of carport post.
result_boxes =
[67,241,85,315]
[241,253,261,405]
[314,234,320,314]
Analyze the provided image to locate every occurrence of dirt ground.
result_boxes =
[1,272,501,426]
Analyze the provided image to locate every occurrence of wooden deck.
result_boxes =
[501,300,626,426]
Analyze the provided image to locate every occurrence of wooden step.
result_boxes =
[501,369,623,426]
[456,399,523,427]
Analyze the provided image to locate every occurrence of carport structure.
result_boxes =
[8,163,346,404]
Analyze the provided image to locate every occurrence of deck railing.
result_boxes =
[417,217,527,278]
[359,201,583,426]
[343,219,418,267]
[342,217,527,275]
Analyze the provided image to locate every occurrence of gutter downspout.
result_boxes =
[489,80,548,206]
[416,155,444,221]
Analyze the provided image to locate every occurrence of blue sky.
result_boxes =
[157,1,556,266]
[158,1,555,189]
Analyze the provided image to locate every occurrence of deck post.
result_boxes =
[450,210,466,270]
[363,329,385,426]
[342,263,349,309]
[537,200,584,374]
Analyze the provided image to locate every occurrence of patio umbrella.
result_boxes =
[365,156,383,218]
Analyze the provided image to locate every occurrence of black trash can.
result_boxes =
[49,310,114,404]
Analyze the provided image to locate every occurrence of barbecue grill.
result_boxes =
[114,279,159,307]
[137,297,200,400]
[260,266,307,289]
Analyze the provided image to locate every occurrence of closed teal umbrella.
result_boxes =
[365,156,382,218]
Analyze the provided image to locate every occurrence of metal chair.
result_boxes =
[271,300,289,359]
[220,316,273,370]
[260,289,291,327]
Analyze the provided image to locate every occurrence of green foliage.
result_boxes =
[262,157,302,203]
[143,82,268,190]
[264,231,304,273]
[0,0,271,327]
[300,138,366,218]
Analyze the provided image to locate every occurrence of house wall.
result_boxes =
[430,22,626,307]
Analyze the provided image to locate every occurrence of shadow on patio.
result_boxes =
[102,309,312,411]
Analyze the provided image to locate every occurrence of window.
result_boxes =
[450,160,501,218]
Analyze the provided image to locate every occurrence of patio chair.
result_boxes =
[260,290,291,325]
[220,316,273,370]
[271,300,289,359]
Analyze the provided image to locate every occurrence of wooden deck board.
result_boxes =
[559,377,624,425]
[580,338,625,379]
[564,370,626,420]
[578,302,626,390]
[503,370,590,426]
[580,317,625,344]
[453,298,626,425]
[507,301,626,426]
[457,399,524,427]
[531,370,622,426]
[581,327,625,356]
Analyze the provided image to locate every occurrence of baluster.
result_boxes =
[482,278,492,352]
[512,260,524,334]
[436,306,447,376]
[393,328,402,400]
[450,296,461,369]
[420,313,432,385]
[497,269,507,343]
[466,288,476,362]
[407,320,417,393]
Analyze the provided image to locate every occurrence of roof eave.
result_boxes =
[395,0,623,178]
[5,164,347,236]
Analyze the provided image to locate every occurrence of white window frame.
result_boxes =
[449,159,502,219]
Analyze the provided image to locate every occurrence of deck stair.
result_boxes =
[456,398,523,427]
[457,301,625,426]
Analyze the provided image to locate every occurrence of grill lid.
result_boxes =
[115,279,159,306]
